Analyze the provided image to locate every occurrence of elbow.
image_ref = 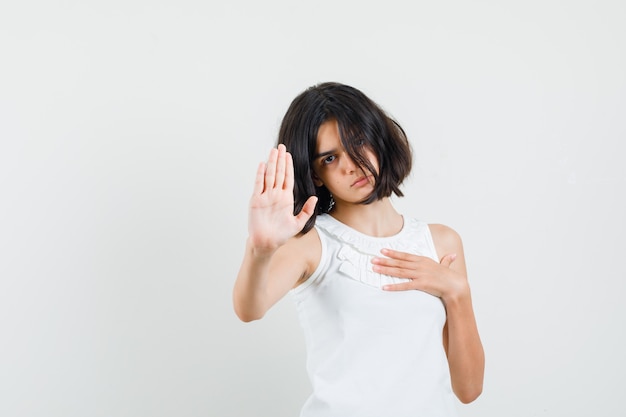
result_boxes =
[235,309,264,323]
[455,384,483,404]
[232,284,271,322]
[233,299,265,323]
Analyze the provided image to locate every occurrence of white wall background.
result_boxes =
[1,1,625,416]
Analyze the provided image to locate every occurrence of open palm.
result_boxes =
[248,144,317,253]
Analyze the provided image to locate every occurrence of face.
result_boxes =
[312,119,378,206]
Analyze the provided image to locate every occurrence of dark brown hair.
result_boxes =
[278,82,412,234]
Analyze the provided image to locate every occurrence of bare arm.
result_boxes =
[233,144,318,322]
[431,224,484,404]
[371,224,484,403]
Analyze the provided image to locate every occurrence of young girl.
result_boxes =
[234,82,484,416]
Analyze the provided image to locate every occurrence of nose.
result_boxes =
[339,152,357,173]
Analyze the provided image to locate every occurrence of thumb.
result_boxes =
[294,196,318,226]
[440,253,457,267]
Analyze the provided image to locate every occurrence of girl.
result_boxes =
[233,82,484,417]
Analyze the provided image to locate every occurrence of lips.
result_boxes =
[352,176,370,187]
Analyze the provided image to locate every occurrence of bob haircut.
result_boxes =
[278,82,412,234]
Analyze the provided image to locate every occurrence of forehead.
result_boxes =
[315,119,342,152]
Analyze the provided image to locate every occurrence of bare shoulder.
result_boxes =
[428,223,464,258]
[277,227,322,284]
[291,227,322,256]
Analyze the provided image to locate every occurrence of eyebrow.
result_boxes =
[313,149,337,160]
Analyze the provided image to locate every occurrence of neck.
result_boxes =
[329,198,403,237]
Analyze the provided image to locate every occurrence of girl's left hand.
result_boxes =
[372,249,469,303]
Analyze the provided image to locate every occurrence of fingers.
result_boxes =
[382,282,415,291]
[371,261,412,279]
[440,253,457,267]
[380,248,417,261]
[375,249,456,297]
[263,144,288,192]
[300,195,318,217]
[275,144,287,189]
[264,147,278,192]
[379,250,456,264]
[295,195,318,228]
[284,151,295,191]
[253,162,267,195]
[373,249,424,271]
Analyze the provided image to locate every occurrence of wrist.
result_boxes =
[247,237,280,259]
[441,283,471,308]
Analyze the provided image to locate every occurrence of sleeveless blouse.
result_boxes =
[290,214,458,417]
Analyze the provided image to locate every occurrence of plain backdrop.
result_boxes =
[1,1,625,416]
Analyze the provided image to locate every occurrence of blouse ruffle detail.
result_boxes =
[315,216,427,290]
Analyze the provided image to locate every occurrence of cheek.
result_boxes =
[366,151,380,173]
[312,166,334,187]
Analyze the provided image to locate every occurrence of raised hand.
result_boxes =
[372,249,469,303]
[248,144,317,254]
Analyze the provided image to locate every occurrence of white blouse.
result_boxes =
[290,214,458,417]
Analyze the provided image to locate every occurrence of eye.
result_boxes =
[355,137,366,146]
[322,155,336,165]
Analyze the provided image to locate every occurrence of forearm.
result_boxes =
[443,291,485,403]
[234,144,317,322]
[233,239,276,322]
